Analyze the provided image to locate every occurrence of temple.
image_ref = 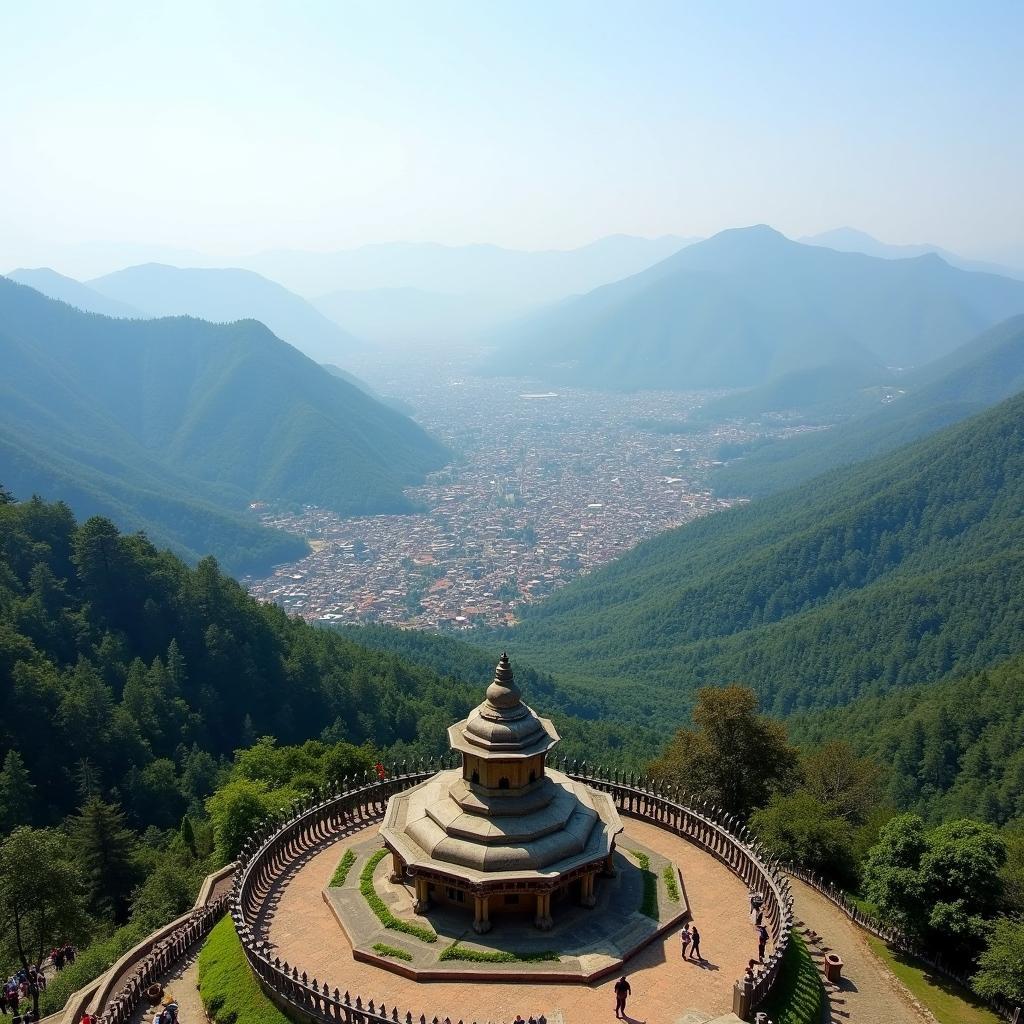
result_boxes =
[380,653,623,932]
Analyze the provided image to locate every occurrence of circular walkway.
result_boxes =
[262,819,757,1023]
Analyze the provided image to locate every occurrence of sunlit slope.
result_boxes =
[510,390,1024,715]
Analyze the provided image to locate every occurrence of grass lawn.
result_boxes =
[198,915,291,1024]
[866,936,1003,1024]
[757,934,824,1024]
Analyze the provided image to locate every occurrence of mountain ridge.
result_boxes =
[87,262,362,364]
[0,277,448,573]
[485,226,1024,391]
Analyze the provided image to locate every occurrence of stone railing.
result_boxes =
[787,864,1021,1023]
[230,758,792,1024]
[96,894,230,1024]
[38,862,235,1024]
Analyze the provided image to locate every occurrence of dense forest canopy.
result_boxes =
[508,388,1024,716]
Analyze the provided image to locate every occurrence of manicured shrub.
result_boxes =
[359,849,436,943]
[329,849,357,887]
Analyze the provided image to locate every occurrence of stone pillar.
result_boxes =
[473,894,492,934]
[732,976,753,1021]
[390,850,406,883]
[534,891,554,930]
[581,871,597,908]
[413,876,430,914]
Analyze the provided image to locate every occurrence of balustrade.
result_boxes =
[228,761,792,1024]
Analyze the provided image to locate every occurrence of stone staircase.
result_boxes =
[797,918,848,1021]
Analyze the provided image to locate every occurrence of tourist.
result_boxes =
[680,923,691,959]
[757,923,769,962]
[689,923,702,961]
[613,975,631,1018]
[514,1015,526,1024]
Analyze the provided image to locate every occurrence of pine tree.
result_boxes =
[0,750,36,832]
[70,797,140,922]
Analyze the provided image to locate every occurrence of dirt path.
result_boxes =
[789,878,929,1024]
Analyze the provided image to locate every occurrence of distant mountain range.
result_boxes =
[7,267,144,318]
[485,225,1024,391]
[509,386,1024,719]
[247,234,697,300]
[712,315,1024,497]
[802,227,1024,281]
[0,278,447,573]
[82,263,362,364]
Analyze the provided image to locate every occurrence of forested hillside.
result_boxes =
[790,655,1024,827]
[0,494,650,835]
[509,389,1024,716]
[713,314,1024,497]
[0,278,447,574]
[486,225,1024,391]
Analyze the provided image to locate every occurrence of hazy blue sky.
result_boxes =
[1,0,1022,267]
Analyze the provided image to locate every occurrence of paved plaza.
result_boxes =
[263,818,758,1023]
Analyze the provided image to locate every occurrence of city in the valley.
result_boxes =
[245,365,806,631]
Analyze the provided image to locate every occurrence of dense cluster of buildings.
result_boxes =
[245,373,765,630]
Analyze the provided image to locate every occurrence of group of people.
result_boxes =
[678,921,703,962]
[2,959,53,1018]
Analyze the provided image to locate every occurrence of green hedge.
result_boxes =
[629,849,658,919]
[197,915,291,1024]
[372,943,413,962]
[329,849,357,887]
[663,864,681,902]
[439,942,560,963]
[758,934,825,1024]
[359,849,437,943]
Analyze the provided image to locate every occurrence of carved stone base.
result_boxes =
[473,918,493,934]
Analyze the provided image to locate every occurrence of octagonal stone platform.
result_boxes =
[324,833,689,983]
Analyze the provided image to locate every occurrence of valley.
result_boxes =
[245,364,810,629]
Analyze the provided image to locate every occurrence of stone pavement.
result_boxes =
[325,835,687,980]
[127,944,204,1024]
[265,818,757,1023]
[789,878,929,1024]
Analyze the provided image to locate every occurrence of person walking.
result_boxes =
[680,924,691,959]
[613,975,632,1018]
[689,923,702,961]
[757,923,769,962]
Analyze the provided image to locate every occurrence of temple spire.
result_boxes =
[485,651,521,710]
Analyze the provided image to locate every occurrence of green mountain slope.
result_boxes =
[509,390,1024,716]
[713,315,1024,497]
[486,226,1024,391]
[88,263,362,364]
[0,278,448,573]
[791,654,1024,826]
[0,495,650,829]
